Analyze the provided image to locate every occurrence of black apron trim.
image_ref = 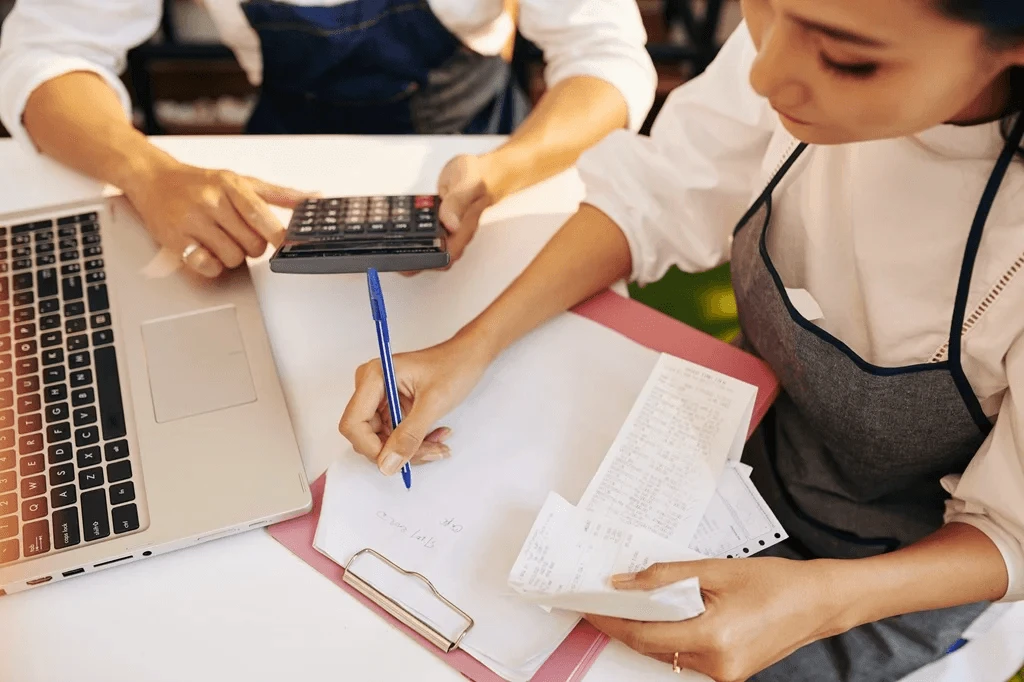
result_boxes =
[946,113,1024,435]
[733,142,809,235]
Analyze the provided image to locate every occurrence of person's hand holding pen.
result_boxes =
[339,312,494,477]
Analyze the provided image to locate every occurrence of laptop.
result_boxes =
[0,196,311,595]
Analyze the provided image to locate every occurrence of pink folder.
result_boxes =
[267,290,779,681]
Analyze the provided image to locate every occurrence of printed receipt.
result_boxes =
[508,493,707,622]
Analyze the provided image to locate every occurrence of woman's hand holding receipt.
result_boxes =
[585,558,840,681]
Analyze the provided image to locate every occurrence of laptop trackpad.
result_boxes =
[141,306,257,423]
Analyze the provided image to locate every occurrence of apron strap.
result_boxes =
[947,113,1024,434]
[732,142,809,235]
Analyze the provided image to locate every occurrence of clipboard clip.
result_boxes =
[342,548,475,653]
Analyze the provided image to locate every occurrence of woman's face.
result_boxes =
[742,0,1024,144]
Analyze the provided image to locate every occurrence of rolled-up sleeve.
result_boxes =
[575,23,777,284]
[518,0,656,131]
[944,334,1024,601]
[0,0,161,150]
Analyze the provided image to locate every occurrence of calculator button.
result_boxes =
[414,196,435,208]
[368,222,386,233]
[344,223,364,233]
[416,221,436,232]
[392,221,410,231]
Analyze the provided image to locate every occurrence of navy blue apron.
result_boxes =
[240,0,529,135]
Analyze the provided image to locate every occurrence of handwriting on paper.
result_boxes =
[375,510,439,549]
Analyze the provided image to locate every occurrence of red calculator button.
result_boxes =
[414,196,435,208]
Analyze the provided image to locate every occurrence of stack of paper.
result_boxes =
[508,355,786,621]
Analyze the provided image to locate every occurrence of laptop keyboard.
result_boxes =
[0,211,142,569]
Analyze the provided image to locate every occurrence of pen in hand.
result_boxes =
[366,268,412,489]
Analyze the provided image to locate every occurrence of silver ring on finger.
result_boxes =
[181,242,201,263]
[672,652,681,674]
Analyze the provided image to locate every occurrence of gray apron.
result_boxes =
[733,114,1024,682]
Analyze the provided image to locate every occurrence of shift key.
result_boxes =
[81,488,110,541]
[87,283,109,312]
[37,268,58,299]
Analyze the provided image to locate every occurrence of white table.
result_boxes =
[0,136,1020,682]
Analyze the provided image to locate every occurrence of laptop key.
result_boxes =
[0,492,13,514]
[87,284,108,313]
[0,355,9,371]
[0,372,9,389]
[0,409,10,428]
[79,466,103,489]
[23,519,50,557]
[47,422,71,443]
[45,384,67,404]
[104,439,128,461]
[16,375,40,394]
[92,329,113,347]
[107,460,131,483]
[22,496,47,521]
[76,446,100,468]
[49,463,74,486]
[18,413,41,433]
[0,514,16,539]
[90,313,110,329]
[64,301,84,317]
[73,406,96,426]
[15,357,37,376]
[0,449,12,470]
[109,481,135,505]
[40,314,60,330]
[42,348,63,366]
[70,369,92,388]
[12,273,32,291]
[0,537,18,564]
[0,391,10,410]
[14,323,36,341]
[68,351,89,369]
[0,429,11,449]
[18,433,43,455]
[14,340,37,358]
[38,298,59,315]
[37,268,58,299]
[17,394,40,414]
[20,474,45,498]
[12,292,32,307]
[72,387,94,407]
[61,275,82,301]
[67,335,88,352]
[112,503,139,535]
[66,318,86,335]
[0,469,15,492]
[43,367,65,384]
[47,402,69,424]
[48,442,72,465]
[50,484,76,508]
[95,347,125,439]
[52,506,81,549]
[81,489,110,541]
[20,453,43,475]
[75,426,99,447]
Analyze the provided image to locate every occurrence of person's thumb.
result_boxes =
[378,409,437,476]
[438,187,472,234]
[246,176,320,208]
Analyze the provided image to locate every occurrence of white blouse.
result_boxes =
[578,23,1024,601]
[0,0,656,145]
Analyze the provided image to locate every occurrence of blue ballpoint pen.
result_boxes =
[366,268,412,489]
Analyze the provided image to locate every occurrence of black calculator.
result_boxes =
[269,195,449,274]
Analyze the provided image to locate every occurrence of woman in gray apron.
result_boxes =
[340,0,1024,679]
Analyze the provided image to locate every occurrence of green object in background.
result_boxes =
[628,264,739,341]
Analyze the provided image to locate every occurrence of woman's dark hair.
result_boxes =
[938,0,1024,155]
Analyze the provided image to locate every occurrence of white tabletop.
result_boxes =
[0,134,689,682]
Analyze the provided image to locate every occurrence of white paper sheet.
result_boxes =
[314,313,660,681]
[689,463,788,558]
[579,354,758,547]
[509,493,706,622]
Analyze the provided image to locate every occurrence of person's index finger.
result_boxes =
[247,176,318,208]
[339,371,388,459]
[585,615,700,656]
[225,179,286,245]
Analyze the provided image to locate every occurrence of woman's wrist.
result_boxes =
[109,132,179,201]
[802,559,865,640]
[479,145,529,203]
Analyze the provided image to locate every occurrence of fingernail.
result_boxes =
[611,573,636,586]
[426,427,452,443]
[420,450,450,463]
[380,452,403,475]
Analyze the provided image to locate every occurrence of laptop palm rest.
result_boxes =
[141,305,257,423]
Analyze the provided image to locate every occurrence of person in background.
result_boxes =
[340,0,1024,680]
[0,0,655,277]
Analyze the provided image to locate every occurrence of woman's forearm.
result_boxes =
[22,71,173,193]
[459,203,632,360]
[483,76,629,201]
[822,523,1009,634]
